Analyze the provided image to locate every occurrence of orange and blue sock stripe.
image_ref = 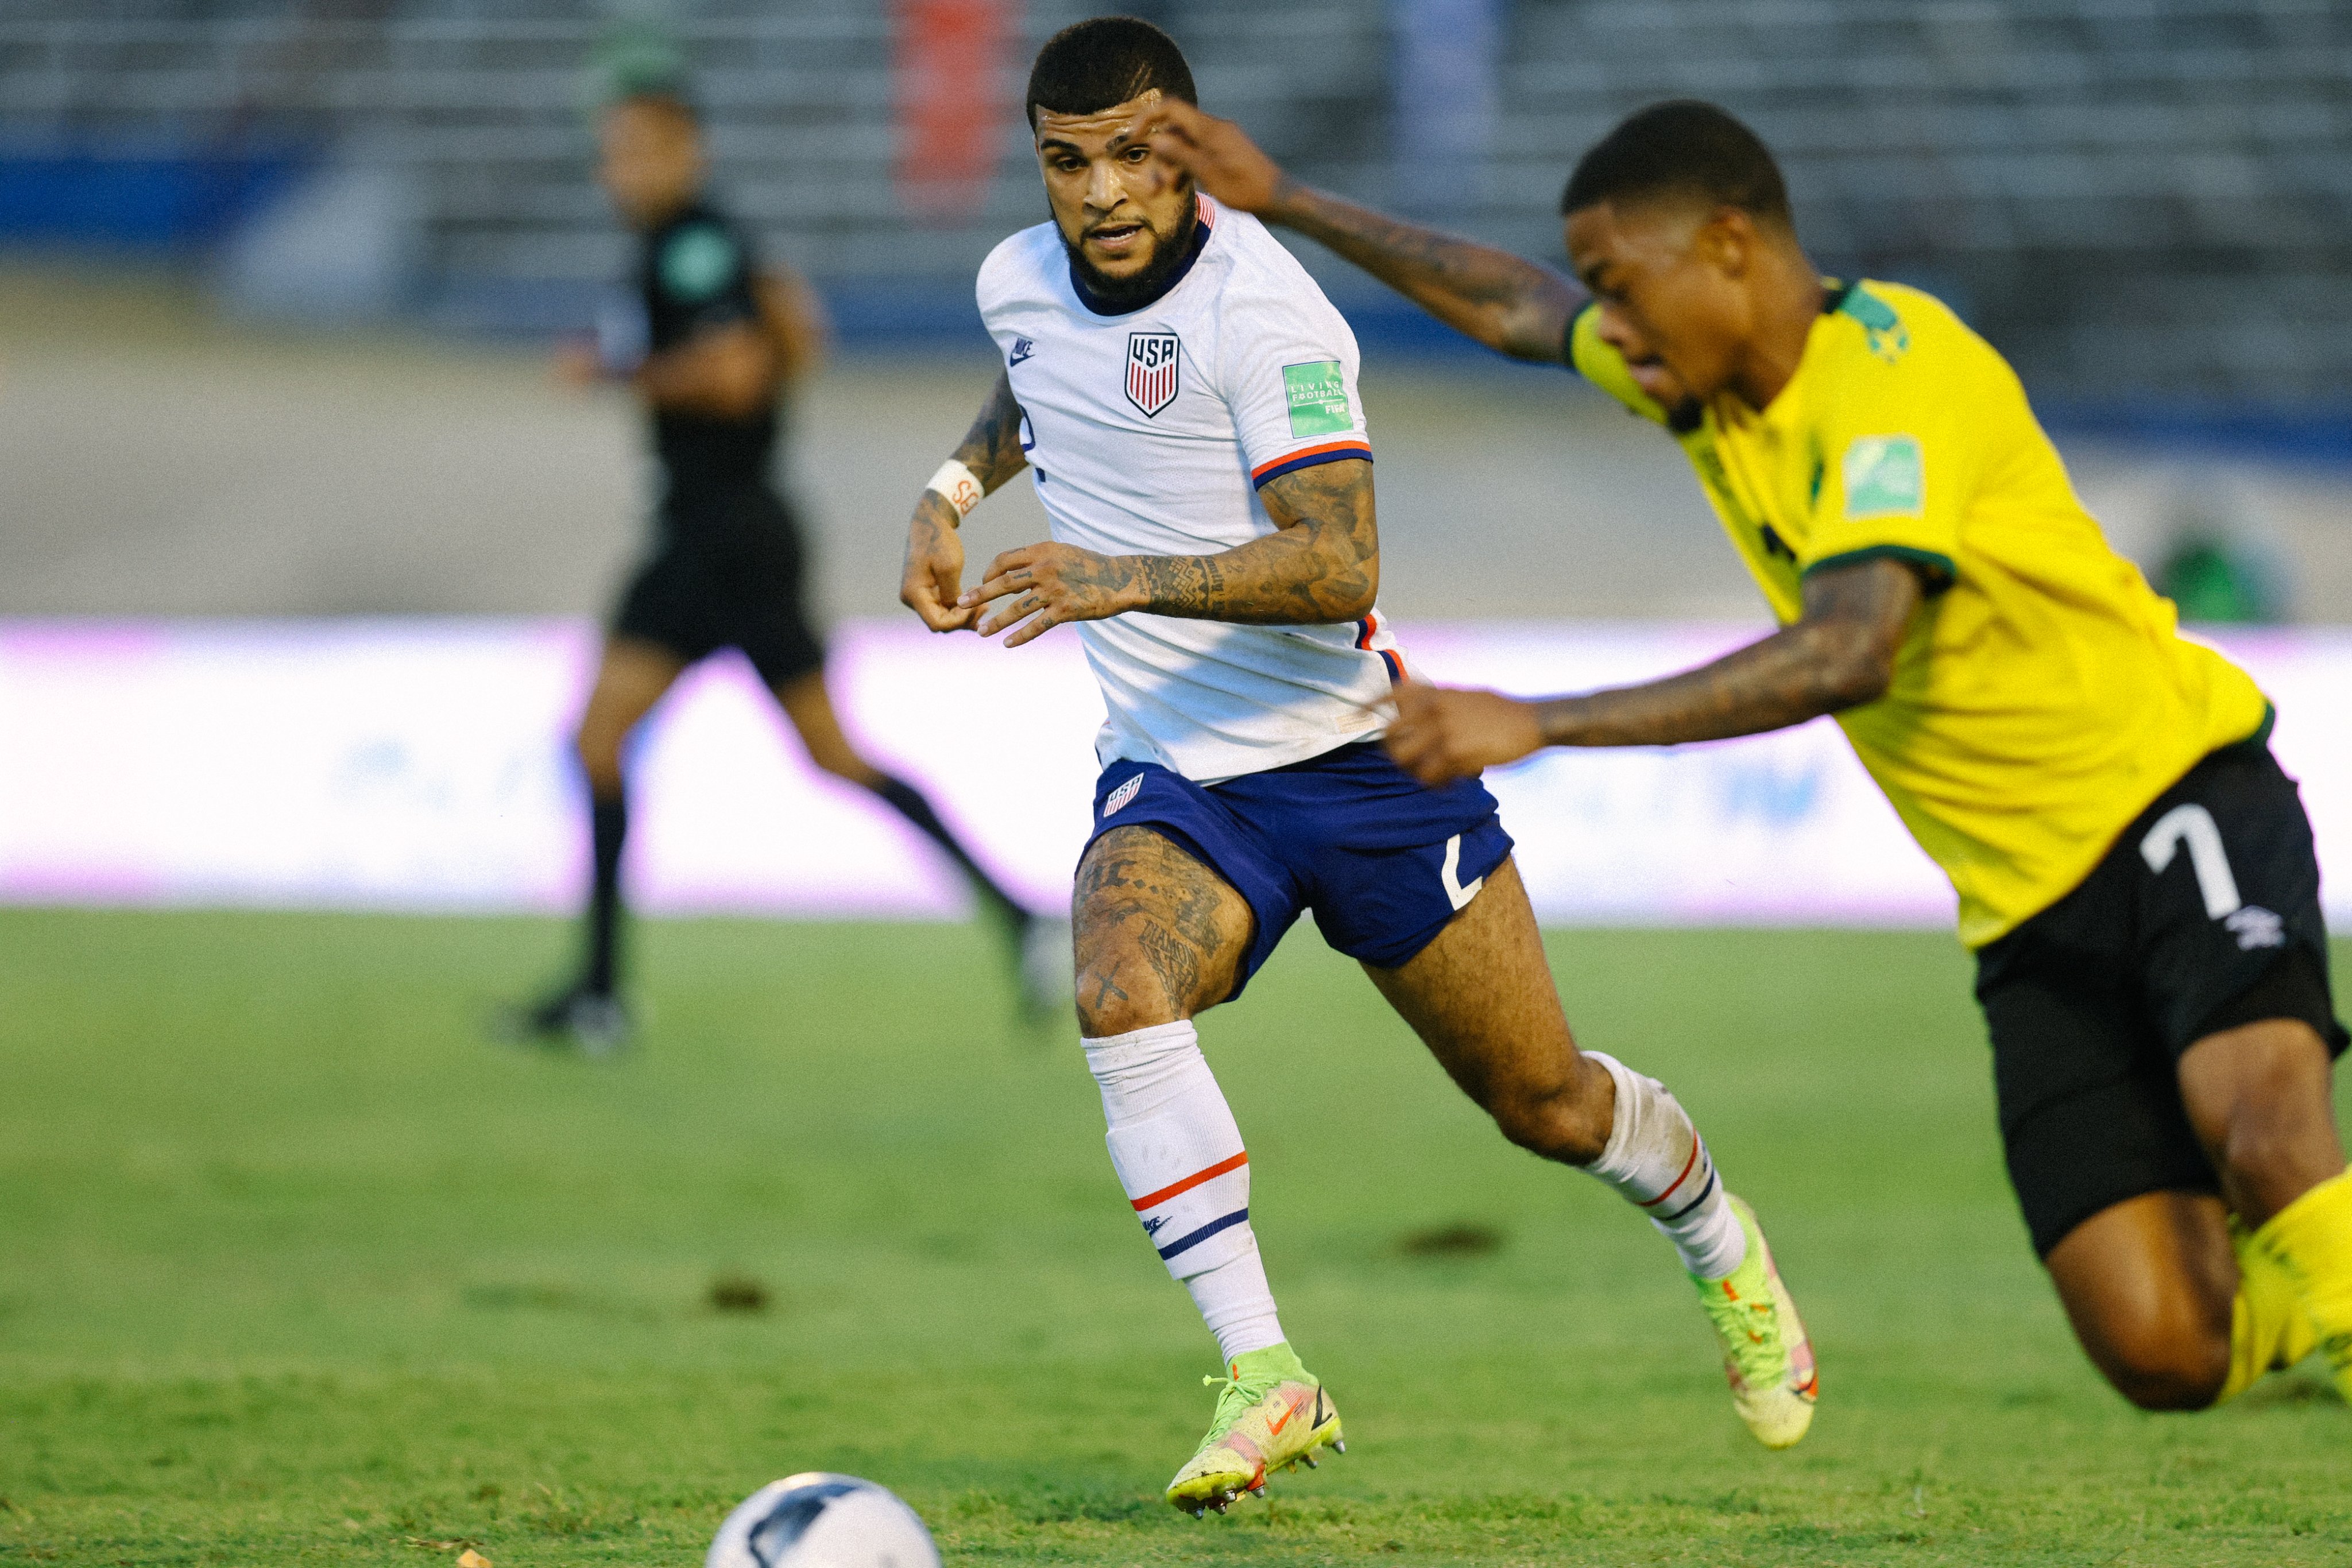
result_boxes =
[1133,1151,1251,1261]
[1638,1139,1719,1225]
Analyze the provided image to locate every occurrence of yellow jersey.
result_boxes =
[1568,280,2270,947]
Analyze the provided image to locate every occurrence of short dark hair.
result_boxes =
[1560,100,1790,226]
[1026,16,1196,129]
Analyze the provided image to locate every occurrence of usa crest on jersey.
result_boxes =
[1125,330,1181,417]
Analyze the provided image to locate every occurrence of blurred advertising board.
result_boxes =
[2,618,2346,930]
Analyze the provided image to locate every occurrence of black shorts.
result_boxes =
[610,494,825,688]
[1973,735,2348,1258]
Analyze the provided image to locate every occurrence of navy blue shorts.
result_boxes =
[1083,742,1514,999]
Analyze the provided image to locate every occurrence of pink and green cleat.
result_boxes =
[1164,1344,1344,1516]
[1693,1195,1818,1449]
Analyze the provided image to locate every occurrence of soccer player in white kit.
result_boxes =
[898,18,1817,1515]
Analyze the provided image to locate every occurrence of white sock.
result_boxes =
[1181,1249,1285,1365]
[1581,1050,1748,1281]
[1084,1021,1287,1364]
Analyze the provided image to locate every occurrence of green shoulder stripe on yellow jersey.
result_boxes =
[1569,282,2270,947]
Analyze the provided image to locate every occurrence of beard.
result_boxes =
[1061,196,1200,311]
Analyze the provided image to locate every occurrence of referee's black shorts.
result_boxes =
[610,490,826,690]
[1973,734,2347,1259]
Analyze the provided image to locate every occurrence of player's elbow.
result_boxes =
[1318,558,1378,622]
[1496,299,1575,364]
[1807,625,1895,711]
[1820,657,1892,711]
[1444,304,1530,361]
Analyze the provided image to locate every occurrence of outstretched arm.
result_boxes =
[899,371,1030,632]
[960,458,1379,649]
[1131,99,1583,364]
[1384,557,1926,783]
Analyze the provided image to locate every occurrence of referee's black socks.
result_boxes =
[583,791,628,997]
[871,774,1027,924]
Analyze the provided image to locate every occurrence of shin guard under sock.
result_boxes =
[1583,1050,1748,1280]
[1084,1020,1286,1362]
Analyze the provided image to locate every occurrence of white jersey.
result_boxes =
[977,197,1407,785]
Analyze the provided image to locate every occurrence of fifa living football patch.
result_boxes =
[1842,435,1924,518]
[1283,361,1352,436]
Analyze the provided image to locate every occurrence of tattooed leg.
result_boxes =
[1073,826,1287,1366]
[1073,825,1253,1035]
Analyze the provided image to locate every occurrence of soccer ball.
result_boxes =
[706,1473,941,1568]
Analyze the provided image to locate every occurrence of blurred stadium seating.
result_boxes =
[3,0,2348,405]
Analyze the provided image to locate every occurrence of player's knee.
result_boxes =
[807,740,877,786]
[1488,1078,1610,1166]
[572,725,625,796]
[1073,930,1185,1038]
[2104,1339,2230,1412]
[1074,963,1171,1038]
[1076,984,1154,1040]
[2090,1312,2231,1411]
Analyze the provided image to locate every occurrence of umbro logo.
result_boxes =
[1009,336,1035,366]
[2226,905,2286,951]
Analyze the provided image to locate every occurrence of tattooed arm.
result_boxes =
[900,371,1030,632]
[960,457,1378,649]
[1384,558,1926,784]
[1131,99,1583,363]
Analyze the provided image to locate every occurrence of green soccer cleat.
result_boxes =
[1164,1344,1343,1516]
[1693,1194,1817,1450]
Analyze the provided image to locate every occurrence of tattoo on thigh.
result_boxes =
[1136,922,1203,1006]
[1076,829,1241,1012]
[1075,845,1139,903]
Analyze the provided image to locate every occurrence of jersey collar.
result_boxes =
[1067,195,1215,317]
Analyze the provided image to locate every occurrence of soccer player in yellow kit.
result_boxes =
[1136,95,2352,1413]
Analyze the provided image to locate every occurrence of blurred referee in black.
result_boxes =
[513,80,1054,1051]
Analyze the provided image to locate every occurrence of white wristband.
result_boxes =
[924,458,984,521]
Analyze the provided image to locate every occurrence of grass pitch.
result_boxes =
[2,910,2346,1567]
